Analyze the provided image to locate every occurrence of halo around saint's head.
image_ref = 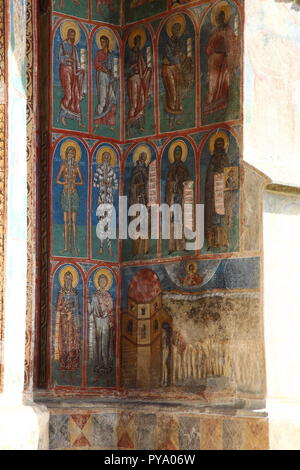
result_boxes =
[209,131,229,155]
[60,20,81,45]
[94,268,113,291]
[96,27,116,52]
[168,139,188,163]
[186,261,198,273]
[211,1,232,26]
[59,265,79,288]
[133,144,151,167]
[128,27,147,49]
[166,13,186,38]
[60,140,82,162]
[96,146,117,167]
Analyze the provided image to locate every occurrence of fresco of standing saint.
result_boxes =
[92,145,119,261]
[201,1,241,125]
[52,265,83,387]
[92,27,120,139]
[200,130,240,254]
[52,138,88,258]
[123,144,157,261]
[161,138,195,257]
[125,27,154,138]
[87,268,117,387]
[159,13,195,133]
[53,20,88,132]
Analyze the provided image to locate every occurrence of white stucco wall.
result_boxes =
[244,0,300,187]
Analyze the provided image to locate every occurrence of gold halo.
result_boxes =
[59,265,79,288]
[60,20,81,45]
[96,146,117,167]
[95,28,116,52]
[133,144,152,167]
[186,262,198,273]
[166,13,186,38]
[94,268,113,291]
[211,1,232,27]
[168,139,188,163]
[60,140,82,162]
[209,131,229,155]
[128,27,147,49]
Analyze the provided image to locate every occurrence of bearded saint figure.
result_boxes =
[126,33,152,136]
[58,28,86,128]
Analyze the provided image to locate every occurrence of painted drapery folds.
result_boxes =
[45,1,263,400]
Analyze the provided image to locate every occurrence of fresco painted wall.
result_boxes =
[45,0,265,402]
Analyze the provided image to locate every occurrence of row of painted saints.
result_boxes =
[53,2,241,137]
[52,131,240,261]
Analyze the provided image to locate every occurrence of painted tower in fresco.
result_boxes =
[121,269,172,389]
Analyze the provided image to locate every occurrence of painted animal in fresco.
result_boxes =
[58,26,86,128]
[93,35,118,133]
[56,144,83,256]
[204,6,239,117]
[88,271,115,379]
[54,269,81,383]
[161,16,194,129]
[93,150,118,256]
[126,30,152,136]
[165,144,191,253]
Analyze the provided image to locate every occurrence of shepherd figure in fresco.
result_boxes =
[165,142,191,254]
[96,0,114,14]
[54,268,81,383]
[93,32,118,133]
[161,14,194,129]
[56,142,83,256]
[126,29,152,136]
[128,147,152,256]
[204,3,239,116]
[88,270,115,380]
[58,23,86,128]
[205,133,231,250]
[93,148,118,257]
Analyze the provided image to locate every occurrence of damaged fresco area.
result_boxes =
[121,257,265,397]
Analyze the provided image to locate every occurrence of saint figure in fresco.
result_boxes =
[161,18,194,129]
[59,0,80,8]
[205,136,231,250]
[129,151,150,256]
[180,263,204,287]
[96,0,114,14]
[54,269,81,382]
[165,145,191,253]
[93,35,118,133]
[56,144,83,256]
[58,27,86,128]
[126,32,152,136]
[204,8,239,117]
[93,150,118,256]
[88,272,115,379]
